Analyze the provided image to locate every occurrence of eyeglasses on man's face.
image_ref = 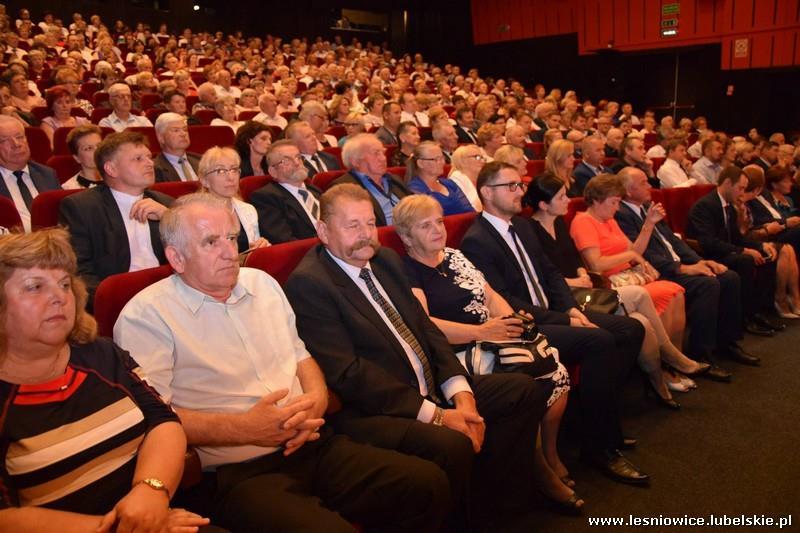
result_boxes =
[485,181,528,192]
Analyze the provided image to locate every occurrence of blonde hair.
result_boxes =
[392,194,443,242]
[545,139,574,176]
[0,229,97,354]
[450,145,482,174]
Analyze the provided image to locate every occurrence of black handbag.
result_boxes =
[571,287,622,315]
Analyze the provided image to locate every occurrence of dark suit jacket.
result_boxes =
[753,158,771,172]
[460,214,576,325]
[572,161,610,195]
[686,189,763,260]
[249,181,321,243]
[284,245,468,418]
[58,184,173,306]
[530,129,546,143]
[747,191,785,227]
[153,152,201,183]
[331,171,412,226]
[455,125,477,144]
[615,202,701,277]
[374,126,398,146]
[302,151,341,176]
[0,161,61,200]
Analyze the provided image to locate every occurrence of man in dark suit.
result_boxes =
[609,136,659,188]
[152,112,201,182]
[285,121,341,176]
[753,141,778,171]
[0,115,61,231]
[374,101,402,146]
[284,183,553,522]
[573,136,611,195]
[331,133,411,226]
[250,140,321,243]
[460,162,649,485]
[530,111,561,143]
[686,165,782,336]
[59,131,173,308]
[454,108,479,144]
[615,167,755,376]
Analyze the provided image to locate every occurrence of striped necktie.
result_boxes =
[358,268,441,404]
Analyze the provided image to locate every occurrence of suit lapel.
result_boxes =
[276,183,316,233]
[99,186,131,268]
[0,177,10,199]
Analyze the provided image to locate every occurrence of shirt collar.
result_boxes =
[172,272,253,314]
[0,164,30,179]
[481,210,512,234]
[162,152,186,164]
[622,199,644,216]
[325,248,371,281]
[717,190,729,209]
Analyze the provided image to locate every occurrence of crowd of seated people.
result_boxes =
[1,5,800,531]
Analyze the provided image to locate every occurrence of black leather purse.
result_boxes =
[570,287,622,315]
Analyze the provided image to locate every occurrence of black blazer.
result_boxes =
[284,245,468,418]
[331,171,412,226]
[455,125,478,144]
[572,161,610,195]
[747,191,785,227]
[58,184,173,306]
[249,181,321,244]
[302,151,342,176]
[615,202,701,277]
[460,214,576,325]
[0,161,61,200]
[685,189,763,260]
[152,152,201,183]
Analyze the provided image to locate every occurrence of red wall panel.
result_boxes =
[471,0,800,69]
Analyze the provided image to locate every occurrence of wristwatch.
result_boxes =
[135,477,170,499]
[432,407,445,426]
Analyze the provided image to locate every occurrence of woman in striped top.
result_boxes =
[0,229,206,532]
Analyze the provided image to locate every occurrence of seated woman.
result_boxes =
[544,139,580,197]
[210,96,244,132]
[493,145,529,179]
[406,141,475,216]
[198,146,270,253]
[568,174,706,405]
[234,121,272,177]
[62,124,103,190]
[0,229,208,532]
[236,88,259,116]
[393,195,582,514]
[740,166,800,318]
[390,121,420,167]
[448,145,485,211]
[337,111,366,147]
[475,123,504,162]
[327,94,351,126]
[40,85,90,147]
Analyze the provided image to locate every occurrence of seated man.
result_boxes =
[98,82,154,132]
[657,139,701,188]
[531,111,561,143]
[59,131,173,307]
[693,138,724,185]
[460,162,649,485]
[0,115,60,231]
[573,135,612,195]
[191,82,217,115]
[615,167,754,377]
[284,184,552,521]
[753,141,778,171]
[686,165,782,337]
[253,92,288,130]
[162,90,202,125]
[250,140,322,243]
[454,107,479,144]
[400,91,430,127]
[331,133,411,226]
[432,122,459,163]
[505,125,536,160]
[610,136,658,188]
[604,127,624,158]
[153,112,200,182]
[284,120,341,176]
[114,193,449,532]
[375,101,402,145]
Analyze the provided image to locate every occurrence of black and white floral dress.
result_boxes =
[404,247,569,407]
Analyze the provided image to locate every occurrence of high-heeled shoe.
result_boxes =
[665,361,710,377]
[679,375,697,389]
[538,488,585,516]
[643,378,681,410]
[666,379,690,393]
[774,301,800,319]
[789,298,800,315]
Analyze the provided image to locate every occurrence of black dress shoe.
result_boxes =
[590,450,650,485]
[717,344,761,366]
[699,359,733,382]
[754,313,786,331]
[745,320,776,337]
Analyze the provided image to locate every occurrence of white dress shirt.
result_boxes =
[114,269,310,468]
[693,156,721,185]
[0,165,39,232]
[657,158,699,188]
[326,251,472,423]
[646,145,666,158]
[481,212,548,308]
[252,112,288,130]
[232,198,261,245]
[108,188,160,271]
[98,112,154,132]
[400,111,430,128]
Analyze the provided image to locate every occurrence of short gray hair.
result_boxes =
[154,112,187,137]
[160,192,237,254]
[341,133,381,169]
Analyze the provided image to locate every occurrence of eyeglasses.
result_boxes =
[417,155,445,162]
[274,154,303,166]
[486,181,528,192]
[205,167,241,177]
[466,154,486,161]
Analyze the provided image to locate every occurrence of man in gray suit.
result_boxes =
[0,116,60,231]
[152,112,201,183]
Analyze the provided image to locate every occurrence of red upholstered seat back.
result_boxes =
[312,170,347,191]
[244,237,320,285]
[0,196,22,230]
[526,159,545,177]
[31,189,83,229]
[45,155,81,182]
[564,197,587,226]
[659,187,695,235]
[377,225,406,256]
[94,264,174,337]
[187,125,235,153]
[25,127,53,164]
[443,211,479,247]
[239,176,272,202]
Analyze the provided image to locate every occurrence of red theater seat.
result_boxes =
[659,187,695,235]
[30,189,83,230]
[149,181,201,198]
[525,142,544,159]
[237,110,259,121]
[25,127,53,164]
[377,225,405,256]
[526,159,545,178]
[239,175,272,202]
[45,155,81,182]
[325,126,346,140]
[312,170,347,191]
[244,237,320,285]
[193,109,219,125]
[188,125,235,153]
[140,93,161,110]
[564,197,587,226]
[0,196,22,230]
[322,146,344,167]
[128,127,160,153]
[443,212,479,248]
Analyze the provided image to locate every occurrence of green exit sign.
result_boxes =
[661,18,679,28]
[662,3,680,15]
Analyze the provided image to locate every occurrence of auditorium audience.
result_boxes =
[657,139,702,188]
[153,112,200,182]
[299,101,338,148]
[337,111,366,147]
[115,192,448,532]
[406,141,474,216]
[476,123,504,162]
[493,145,528,178]
[62,123,102,189]
[610,136,658,188]
[98,82,153,132]
[59,131,173,307]
[234,120,272,177]
[0,228,206,533]
[693,138,724,185]
[389,121,420,167]
[285,120,341,176]
[209,96,243,132]
[573,136,611,195]
[40,84,89,147]
[0,115,60,232]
